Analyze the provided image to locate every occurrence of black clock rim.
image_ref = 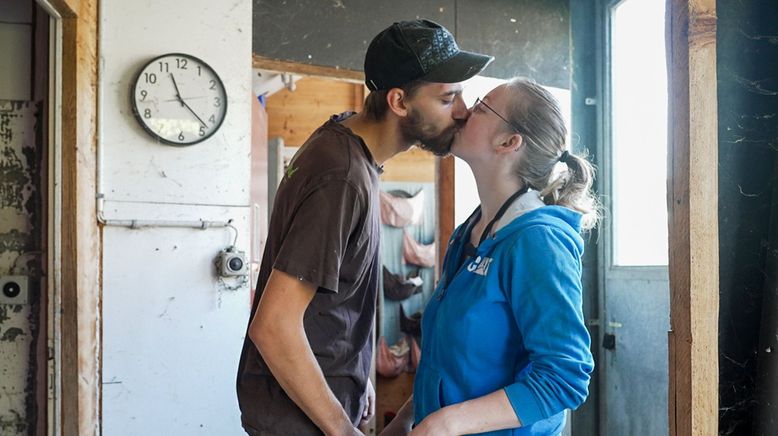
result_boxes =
[130,52,228,147]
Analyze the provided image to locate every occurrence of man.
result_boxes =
[237,19,493,435]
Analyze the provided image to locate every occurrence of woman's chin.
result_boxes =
[450,139,466,158]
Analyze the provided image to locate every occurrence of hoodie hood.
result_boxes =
[456,205,584,258]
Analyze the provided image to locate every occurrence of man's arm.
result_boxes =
[249,268,360,436]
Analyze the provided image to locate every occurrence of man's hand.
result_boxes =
[360,379,376,427]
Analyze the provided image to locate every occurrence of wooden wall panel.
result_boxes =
[266,77,360,146]
[381,148,435,183]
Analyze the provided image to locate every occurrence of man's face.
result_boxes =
[399,83,469,156]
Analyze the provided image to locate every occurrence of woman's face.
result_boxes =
[451,84,515,162]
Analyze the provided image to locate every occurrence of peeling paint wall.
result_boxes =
[99,0,252,434]
[0,102,42,433]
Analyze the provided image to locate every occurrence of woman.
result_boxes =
[383,77,599,436]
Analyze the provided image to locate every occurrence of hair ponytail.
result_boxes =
[540,150,600,230]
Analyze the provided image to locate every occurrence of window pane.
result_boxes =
[611,0,668,266]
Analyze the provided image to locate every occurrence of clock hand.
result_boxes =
[169,73,185,107]
[181,100,208,128]
[163,96,206,102]
[170,73,207,128]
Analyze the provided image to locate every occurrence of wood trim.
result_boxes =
[666,1,718,435]
[436,156,455,273]
[46,0,77,17]
[58,0,100,434]
[252,54,364,83]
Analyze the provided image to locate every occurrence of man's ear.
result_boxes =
[497,133,523,154]
[386,88,409,117]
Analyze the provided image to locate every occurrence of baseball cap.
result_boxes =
[364,19,494,91]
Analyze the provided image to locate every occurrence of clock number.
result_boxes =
[209,79,216,90]
[144,109,151,118]
[208,114,216,124]
[139,90,148,101]
[213,97,221,107]
[158,62,169,73]
[197,65,202,76]
[176,58,188,69]
[199,126,206,137]
[144,72,157,84]
[178,132,185,141]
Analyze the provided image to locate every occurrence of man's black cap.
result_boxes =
[364,19,494,91]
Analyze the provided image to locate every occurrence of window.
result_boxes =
[610,0,669,266]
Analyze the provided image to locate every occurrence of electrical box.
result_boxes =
[215,246,248,277]
[0,276,29,305]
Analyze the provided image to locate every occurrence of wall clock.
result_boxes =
[130,53,227,146]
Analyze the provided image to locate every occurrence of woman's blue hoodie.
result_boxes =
[413,205,594,435]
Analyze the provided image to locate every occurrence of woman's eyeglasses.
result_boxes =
[473,97,524,134]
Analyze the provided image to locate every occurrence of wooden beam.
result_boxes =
[59,0,100,434]
[666,1,718,435]
[436,156,455,274]
[252,54,364,83]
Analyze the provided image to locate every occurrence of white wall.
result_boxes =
[99,0,252,434]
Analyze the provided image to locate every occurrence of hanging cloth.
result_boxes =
[402,230,436,268]
[407,335,421,373]
[399,304,422,337]
[382,266,424,301]
[376,336,410,378]
[380,189,425,227]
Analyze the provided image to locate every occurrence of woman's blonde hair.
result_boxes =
[504,77,601,230]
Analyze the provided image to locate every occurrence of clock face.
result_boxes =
[131,53,227,146]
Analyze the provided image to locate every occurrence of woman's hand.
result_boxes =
[408,408,457,436]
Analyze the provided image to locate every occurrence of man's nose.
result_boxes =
[452,96,470,120]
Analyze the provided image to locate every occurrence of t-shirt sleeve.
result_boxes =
[501,226,594,426]
[272,179,363,293]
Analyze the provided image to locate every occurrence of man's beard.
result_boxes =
[400,108,463,157]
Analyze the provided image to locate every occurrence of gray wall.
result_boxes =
[569,0,599,434]
[716,0,778,434]
[253,0,570,88]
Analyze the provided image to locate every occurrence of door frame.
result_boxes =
[35,0,101,435]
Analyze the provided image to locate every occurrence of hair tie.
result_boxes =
[558,150,570,163]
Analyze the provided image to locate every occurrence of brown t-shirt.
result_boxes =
[237,113,381,435]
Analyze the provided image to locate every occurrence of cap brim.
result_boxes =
[419,51,494,84]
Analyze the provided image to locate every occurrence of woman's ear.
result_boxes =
[387,88,408,117]
[497,133,523,154]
